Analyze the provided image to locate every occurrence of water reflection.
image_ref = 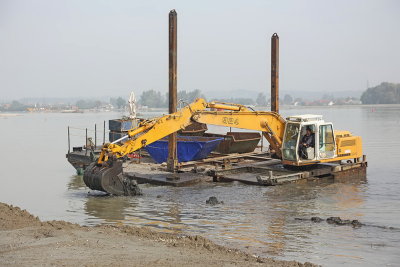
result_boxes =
[70,174,371,263]
[67,175,86,190]
[84,195,133,222]
[257,180,369,258]
[64,166,396,265]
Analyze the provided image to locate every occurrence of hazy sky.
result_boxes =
[0,0,399,100]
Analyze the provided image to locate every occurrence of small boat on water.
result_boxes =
[66,146,101,175]
[61,109,83,113]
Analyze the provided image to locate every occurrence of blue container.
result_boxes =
[109,119,135,132]
[144,136,224,163]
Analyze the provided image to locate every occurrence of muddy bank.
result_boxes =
[0,202,316,266]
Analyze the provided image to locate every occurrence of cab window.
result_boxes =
[282,123,300,161]
[319,124,335,158]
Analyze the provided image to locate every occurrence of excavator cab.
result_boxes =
[282,115,336,166]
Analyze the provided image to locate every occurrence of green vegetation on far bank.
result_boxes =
[361,82,400,104]
[3,82,400,112]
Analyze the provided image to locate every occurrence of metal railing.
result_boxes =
[67,121,106,154]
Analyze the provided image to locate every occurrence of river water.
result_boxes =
[1,105,399,266]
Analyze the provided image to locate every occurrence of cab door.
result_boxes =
[318,124,336,159]
[282,123,301,162]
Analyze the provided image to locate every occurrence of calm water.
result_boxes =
[1,105,399,266]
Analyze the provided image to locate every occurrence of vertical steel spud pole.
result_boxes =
[271,33,279,113]
[167,9,178,172]
[95,124,97,148]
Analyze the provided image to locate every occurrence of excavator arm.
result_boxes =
[96,98,254,164]
[84,98,286,195]
[96,98,208,164]
[84,98,209,195]
[192,111,285,158]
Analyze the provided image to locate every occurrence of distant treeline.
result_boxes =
[1,101,28,111]
[75,97,126,109]
[139,89,205,108]
[9,83,400,112]
[138,90,267,107]
[361,82,400,104]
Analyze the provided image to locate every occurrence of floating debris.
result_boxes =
[296,216,363,228]
[326,217,362,227]
[311,216,323,223]
[206,196,224,205]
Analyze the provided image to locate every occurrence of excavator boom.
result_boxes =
[83,98,278,195]
[96,98,208,164]
[192,111,285,157]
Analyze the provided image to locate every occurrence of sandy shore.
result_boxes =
[0,202,316,266]
[0,114,21,117]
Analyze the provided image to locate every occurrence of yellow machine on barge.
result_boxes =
[83,98,364,195]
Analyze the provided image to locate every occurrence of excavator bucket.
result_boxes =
[83,160,142,196]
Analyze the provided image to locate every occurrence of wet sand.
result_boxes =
[0,202,316,267]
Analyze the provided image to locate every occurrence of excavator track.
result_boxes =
[83,160,142,196]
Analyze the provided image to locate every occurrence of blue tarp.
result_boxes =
[144,136,224,163]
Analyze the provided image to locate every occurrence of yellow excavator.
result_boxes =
[83,98,363,195]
